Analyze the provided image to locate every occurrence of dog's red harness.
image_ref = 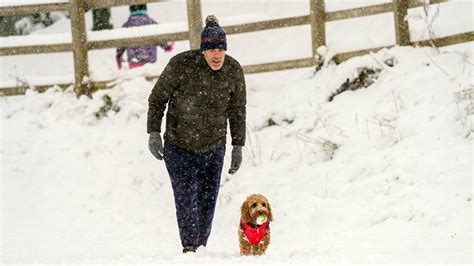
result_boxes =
[240,220,270,245]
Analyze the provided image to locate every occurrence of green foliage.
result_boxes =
[95,95,120,119]
[328,68,382,102]
[0,16,23,36]
[92,8,113,31]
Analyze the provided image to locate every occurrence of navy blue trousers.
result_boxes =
[163,142,225,249]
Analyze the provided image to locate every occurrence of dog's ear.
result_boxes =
[266,200,273,222]
[240,199,251,223]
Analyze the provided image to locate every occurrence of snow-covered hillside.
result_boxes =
[1,0,473,264]
[2,45,472,264]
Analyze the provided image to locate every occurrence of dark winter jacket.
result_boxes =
[147,49,246,154]
[116,13,169,65]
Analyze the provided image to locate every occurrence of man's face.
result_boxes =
[202,49,226,70]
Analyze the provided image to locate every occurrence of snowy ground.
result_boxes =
[1,0,473,265]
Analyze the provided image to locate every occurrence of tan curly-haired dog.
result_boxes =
[238,194,273,256]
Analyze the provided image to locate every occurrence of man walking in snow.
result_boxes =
[147,15,246,253]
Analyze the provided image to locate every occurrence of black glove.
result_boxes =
[148,132,164,160]
[228,145,243,174]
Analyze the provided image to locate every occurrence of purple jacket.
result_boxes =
[116,13,168,65]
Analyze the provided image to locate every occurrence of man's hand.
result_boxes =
[228,145,243,174]
[148,132,164,160]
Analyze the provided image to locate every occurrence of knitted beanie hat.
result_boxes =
[200,15,227,51]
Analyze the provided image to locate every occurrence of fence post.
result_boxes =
[186,0,203,49]
[309,0,326,64]
[70,0,90,97]
[393,0,410,46]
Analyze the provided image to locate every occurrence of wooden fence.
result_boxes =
[0,0,472,96]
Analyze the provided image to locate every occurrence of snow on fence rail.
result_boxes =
[0,0,472,97]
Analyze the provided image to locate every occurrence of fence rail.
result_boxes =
[0,0,472,96]
[85,0,163,10]
[0,2,70,16]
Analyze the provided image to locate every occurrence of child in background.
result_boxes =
[116,4,174,69]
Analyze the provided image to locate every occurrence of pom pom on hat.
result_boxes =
[205,15,220,27]
[201,15,227,51]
